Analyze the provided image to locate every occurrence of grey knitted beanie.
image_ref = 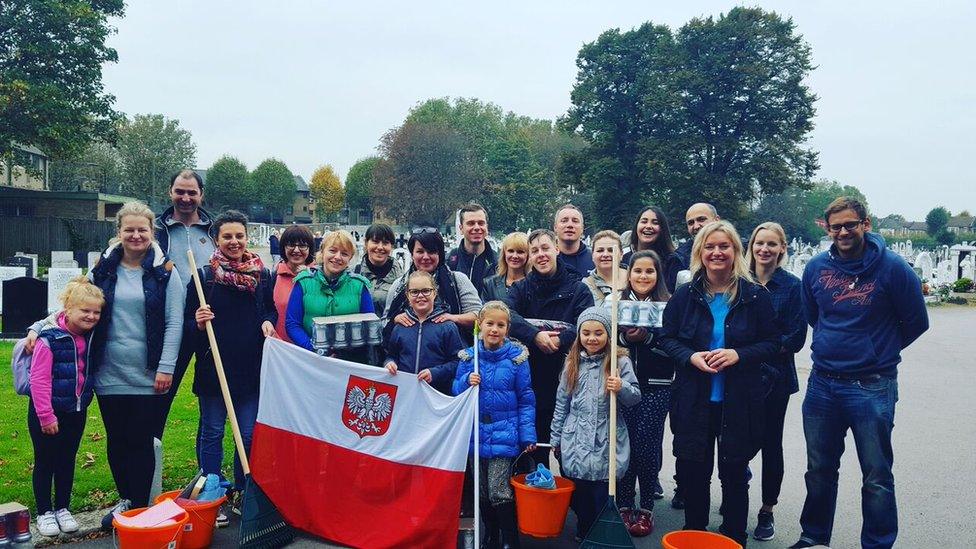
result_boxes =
[576,306,612,335]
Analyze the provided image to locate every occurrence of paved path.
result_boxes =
[50,306,976,548]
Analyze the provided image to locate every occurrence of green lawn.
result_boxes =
[0,341,234,512]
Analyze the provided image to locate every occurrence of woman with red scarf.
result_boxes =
[185,210,276,519]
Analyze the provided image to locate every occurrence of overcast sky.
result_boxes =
[101,0,974,220]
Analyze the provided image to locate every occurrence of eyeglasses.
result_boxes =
[412,227,439,235]
[285,244,310,250]
[827,220,864,233]
[407,288,435,297]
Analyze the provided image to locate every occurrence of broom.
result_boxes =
[581,247,635,548]
[187,250,294,548]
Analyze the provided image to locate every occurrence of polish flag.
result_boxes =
[250,338,476,548]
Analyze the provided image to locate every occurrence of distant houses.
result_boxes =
[948,214,976,234]
[877,215,976,238]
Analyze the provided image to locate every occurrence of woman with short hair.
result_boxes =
[286,230,374,359]
[624,206,683,293]
[272,225,314,344]
[354,223,404,316]
[582,229,628,305]
[481,232,529,302]
[746,221,807,541]
[658,221,779,546]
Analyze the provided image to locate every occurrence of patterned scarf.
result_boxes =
[210,248,264,293]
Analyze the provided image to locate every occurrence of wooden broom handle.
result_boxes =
[188,250,252,475]
[609,247,619,497]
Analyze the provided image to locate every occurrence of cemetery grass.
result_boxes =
[0,341,235,512]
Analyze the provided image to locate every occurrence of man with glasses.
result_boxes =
[153,169,216,439]
[675,203,720,269]
[790,197,928,549]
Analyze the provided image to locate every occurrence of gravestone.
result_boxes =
[1,277,47,337]
[88,251,102,270]
[914,252,934,281]
[51,251,79,268]
[47,267,83,313]
[8,254,36,278]
[0,266,27,314]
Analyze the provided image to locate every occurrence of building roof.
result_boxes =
[294,175,308,192]
[12,143,48,157]
[904,221,927,231]
[948,215,975,229]
[0,186,137,202]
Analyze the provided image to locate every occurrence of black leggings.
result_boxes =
[28,401,87,514]
[675,403,750,546]
[98,394,162,507]
[760,394,790,507]
[152,342,193,440]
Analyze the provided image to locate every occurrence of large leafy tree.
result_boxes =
[752,180,867,243]
[344,156,380,211]
[116,114,197,206]
[925,207,950,237]
[564,7,819,229]
[310,164,344,221]
[249,159,294,223]
[205,156,249,211]
[373,121,478,227]
[1,0,124,161]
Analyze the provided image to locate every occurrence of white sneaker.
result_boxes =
[55,509,79,533]
[37,511,60,537]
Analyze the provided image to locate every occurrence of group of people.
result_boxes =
[21,168,928,549]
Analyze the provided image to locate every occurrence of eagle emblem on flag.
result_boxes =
[342,375,397,438]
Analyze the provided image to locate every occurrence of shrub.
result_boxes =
[952,278,974,293]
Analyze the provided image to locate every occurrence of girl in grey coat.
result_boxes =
[551,306,641,539]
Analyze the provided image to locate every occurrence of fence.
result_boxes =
[0,216,116,264]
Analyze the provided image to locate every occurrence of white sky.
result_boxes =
[102,0,975,221]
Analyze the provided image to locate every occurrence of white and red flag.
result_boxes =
[250,338,475,548]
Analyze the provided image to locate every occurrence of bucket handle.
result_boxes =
[508,442,551,480]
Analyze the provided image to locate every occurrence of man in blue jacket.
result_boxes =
[791,197,928,549]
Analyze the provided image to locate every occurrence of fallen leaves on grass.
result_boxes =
[89,432,104,442]
[81,452,96,468]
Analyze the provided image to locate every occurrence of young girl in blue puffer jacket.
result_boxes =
[454,300,536,549]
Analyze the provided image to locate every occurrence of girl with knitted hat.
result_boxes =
[550,306,641,540]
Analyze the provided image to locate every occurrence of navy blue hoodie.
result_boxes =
[801,232,928,376]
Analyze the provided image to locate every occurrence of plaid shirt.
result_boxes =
[761,268,807,395]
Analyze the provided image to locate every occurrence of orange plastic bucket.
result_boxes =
[155,490,228,549]
[113,507,189,549]
[510,473,575,538]
[662,530,742,549]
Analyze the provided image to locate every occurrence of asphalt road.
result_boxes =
[64,306,976,548]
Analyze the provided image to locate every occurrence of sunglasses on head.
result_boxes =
[412,227,439,235]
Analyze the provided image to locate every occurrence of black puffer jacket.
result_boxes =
[503,260,594,424]
[659,277,779,462]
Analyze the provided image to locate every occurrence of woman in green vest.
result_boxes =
[285,230,374,360]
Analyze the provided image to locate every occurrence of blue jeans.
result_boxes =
[798,371,898,549]
[197,393,258,491]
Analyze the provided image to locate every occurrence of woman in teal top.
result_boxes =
[285,230,374,359]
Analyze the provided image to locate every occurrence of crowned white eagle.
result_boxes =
[346,385,393,425]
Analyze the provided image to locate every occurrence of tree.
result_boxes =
[925,207,950,237]
[205,156,249,211]
[48,140,123,193]
[344,157,380,211]
[373,121,478,226]
[1,0,125,163]
[752,181,868,243]
[249,159,294,223]
[563,7,819,229]
[310,165,344,221]
[116,114,197,207]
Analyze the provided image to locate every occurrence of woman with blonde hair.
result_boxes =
[286,229,374,360]
[582,229,628,305]
[745,221,807,541]
[658,220,780,546]
[28,201,186,529]
[481,232,530,302]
